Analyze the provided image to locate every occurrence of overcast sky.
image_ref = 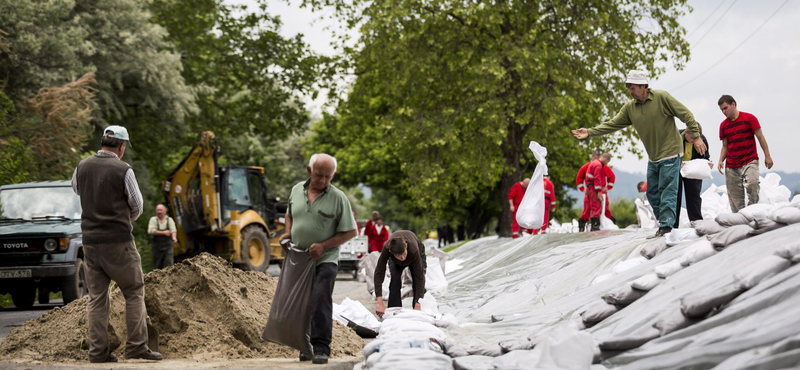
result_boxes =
[232,0,799,174]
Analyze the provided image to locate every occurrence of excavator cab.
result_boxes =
[162,131,286,272]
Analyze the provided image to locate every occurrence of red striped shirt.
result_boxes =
[719,111,761,169]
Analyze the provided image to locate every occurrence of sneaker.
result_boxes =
[89,353,118,363]
[299,352,312,362]
[127,349,163,361]
[312,353,329,364]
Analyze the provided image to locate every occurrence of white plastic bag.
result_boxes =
[333,297,382,331]
[419,294,440,316]
[635,197,658,229]
[758,173,792,205]
[680,159,713,180]
[425,257,448,293]
[600,194,619,230]
[516,141,547,229]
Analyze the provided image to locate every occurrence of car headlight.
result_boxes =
[44,238,57,252]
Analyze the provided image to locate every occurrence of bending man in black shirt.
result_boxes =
[374,230,427,317]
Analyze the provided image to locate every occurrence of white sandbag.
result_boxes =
[499,338,535,353]
[366,348,453,370]
[768,206,800,225]
[652,309,699,336]
[635,197,658,229]
[774,242,800,263]
[630,273,664,291]
[363,334,443,359]
[598,328,660,351]
[748,218,786,236]
[691,219,726,236]
[665,228,701,246]
[599,194,619,231]
[758,173,792,205]
[379,318,447,338]
[734,255,792,290]
[383,309,435,324]
[434,313,460,330]
[466,343,503,357]
[655,259,684,278]
[580,302,621,325]
[602,284,648,305]
[591,273,613,286]
[612,256,648,275]
[680,284,744,319]
[452,355,495,370]
[425,257,448,293]
[640,238,668,259]
[516,141,548,229]
[708,224,753,250]
[419,294,440,316]
[738,203,775,222]
[333,297,382,331]
[680,159,713,180]
[700,184,731,221]
[715,213,750,226]
[679,239,717,266]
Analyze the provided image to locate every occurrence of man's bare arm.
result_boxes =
[754,129,773,169]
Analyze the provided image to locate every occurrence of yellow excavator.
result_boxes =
[161,131,286,271]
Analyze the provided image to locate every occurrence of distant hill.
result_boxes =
[565,168,800,204]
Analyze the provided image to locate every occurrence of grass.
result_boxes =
[0,290,64,308]
[443,239,470,253]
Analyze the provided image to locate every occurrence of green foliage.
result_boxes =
[610,197,638,228]
[362,188,437,234]
[309,0,692,236]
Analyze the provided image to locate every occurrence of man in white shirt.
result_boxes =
[147,204,177,269]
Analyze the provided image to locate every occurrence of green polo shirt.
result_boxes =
[587,89,701,162]
[287,180,356,265]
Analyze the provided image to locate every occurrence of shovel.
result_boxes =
[146,316,159,352]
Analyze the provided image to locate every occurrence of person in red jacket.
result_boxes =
[576,151,600,231]
[367,216,390,253]
[534,174,557,234]
[508,177,530,238]
[586,154,610,231]
[602,154,616,223]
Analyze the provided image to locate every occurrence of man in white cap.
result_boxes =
[72,126,162,362]
[571,70,706,238]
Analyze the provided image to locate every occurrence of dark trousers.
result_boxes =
[310,262,337,356]
[674,176,704,229]
[387,256,427,308]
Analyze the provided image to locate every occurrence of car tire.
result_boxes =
[10,284,36,309]
[38,288,50,304]
[241,226,270,272]
[62,258,87,304]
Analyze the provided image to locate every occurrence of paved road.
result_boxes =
[0,267,374,370]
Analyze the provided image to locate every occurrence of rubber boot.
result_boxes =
[578,219,587,232]
[590,218,600,231]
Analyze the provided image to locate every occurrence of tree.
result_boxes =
[309,0,691,236]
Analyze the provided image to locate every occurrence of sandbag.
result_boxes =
[749,218,787,236]
[429,247,450,274]
[655,259,684,278]
[361,251,381,295]
[363,335,443,358]
[653,309,699,336]
[630,273,664,291]
[379,319,446,338]
[679,239,717,266]
[367,348,453,370]
[640,239,668,259]
[774,242,800,263]
[715,213,750,227]
[434,313,460,330]
[738,203,775,222]
[680,284,745,319]
[516,141,548,229]
[499,338,535,353]
[602,285,648,305]
[680,159,713,180]
[665,228,701,246]
[261,248,315,356]
[769,206,800,225]
[709,224,753,250]
[385,309,435,324]
[580,302,620,325]
[598,328,659,351]
[734,255,792,290]
[466,343,503,357]
[691,219,727,236]
[612,256,647,275]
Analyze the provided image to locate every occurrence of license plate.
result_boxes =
[0,270,32,278]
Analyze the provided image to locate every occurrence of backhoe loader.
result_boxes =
[161,131,286,271]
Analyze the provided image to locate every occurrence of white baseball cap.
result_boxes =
[103,125,132,146]
[625,70,649,85]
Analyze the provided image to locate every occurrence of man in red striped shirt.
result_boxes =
[717,95,774,213]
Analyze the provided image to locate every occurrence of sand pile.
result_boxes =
[0,253,362,362]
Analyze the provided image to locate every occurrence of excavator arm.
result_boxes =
[161,131,222,256]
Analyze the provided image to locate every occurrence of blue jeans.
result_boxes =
[646,156,681,228]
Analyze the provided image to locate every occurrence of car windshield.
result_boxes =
[0,187,82,220]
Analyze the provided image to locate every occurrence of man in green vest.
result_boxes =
[72,126,162,362]
[572,70,706,238]
[280,153,357,364]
